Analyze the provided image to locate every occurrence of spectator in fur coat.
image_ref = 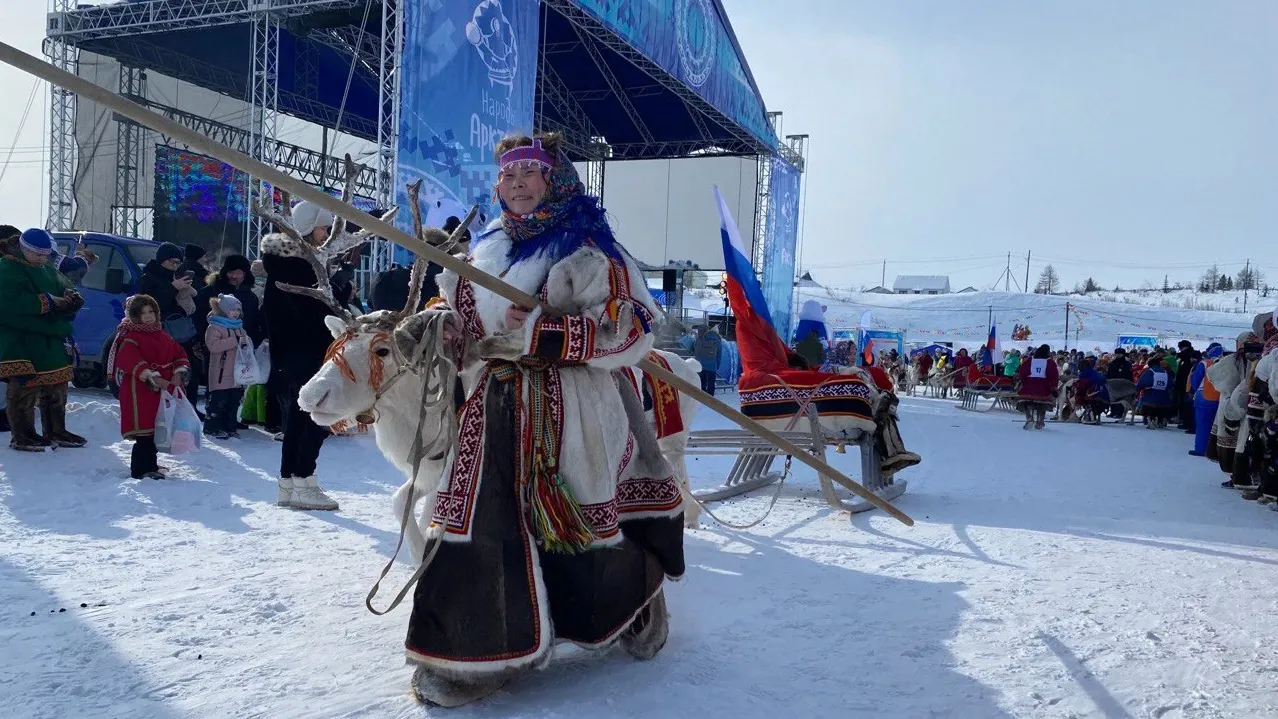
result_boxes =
[0,229,85,451]
[1017,344,1060,430]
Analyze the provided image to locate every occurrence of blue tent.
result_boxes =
[910,343,949,357]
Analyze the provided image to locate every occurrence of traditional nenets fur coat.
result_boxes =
[1209,313,1277,488]
[404,148,684,702]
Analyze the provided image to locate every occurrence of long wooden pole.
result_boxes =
[0,41,912,526]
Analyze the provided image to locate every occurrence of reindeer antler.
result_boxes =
[402,179,479,316]
[253,153,399,320]
[315,154,401,262]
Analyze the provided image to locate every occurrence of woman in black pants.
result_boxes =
[259,201,340,511]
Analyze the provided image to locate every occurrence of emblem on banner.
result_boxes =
[466,0,518,94]
[675,0,717,88]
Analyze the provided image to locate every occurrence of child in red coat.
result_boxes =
[107,294,190,479]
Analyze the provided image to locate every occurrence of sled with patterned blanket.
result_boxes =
[687,370,907,513]
[958,373,1020,412]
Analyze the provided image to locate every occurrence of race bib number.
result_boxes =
[1029,359,1049,379]
[1152,372,1168,390]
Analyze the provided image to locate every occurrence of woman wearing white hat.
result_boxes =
[260,200,341,510]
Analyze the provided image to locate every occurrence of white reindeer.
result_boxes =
[633,352,703,528]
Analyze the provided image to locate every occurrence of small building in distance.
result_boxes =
[893,275,951,295]
[796,271,822,288]
[956,286,979,293]
[865,285,894,294]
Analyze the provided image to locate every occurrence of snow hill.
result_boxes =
[790,288,1269,350]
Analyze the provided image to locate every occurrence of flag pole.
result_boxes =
[0,40,913,526]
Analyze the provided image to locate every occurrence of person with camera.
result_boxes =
[0,228,86,451]
[138,242,201,410]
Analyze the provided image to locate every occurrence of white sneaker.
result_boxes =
[277,477,295,507]
[290,476,339,511]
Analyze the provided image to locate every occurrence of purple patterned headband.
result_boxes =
[498,138,555,174]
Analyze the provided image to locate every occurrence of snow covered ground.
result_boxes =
[790,288,1267,349]
[4,391,1278,718]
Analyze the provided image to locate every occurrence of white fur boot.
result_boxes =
[277,477,294,507]
[411,666,508,707]
[290,476,339,511]
[619,589,669,660]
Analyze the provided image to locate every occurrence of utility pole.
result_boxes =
[1005,252,1011,292]
[1024,250,1032,293]
[881,259,886,288]
[1243,259,1250,313]
[1064,302,1070,350]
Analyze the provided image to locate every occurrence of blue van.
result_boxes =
[51,232,163,389]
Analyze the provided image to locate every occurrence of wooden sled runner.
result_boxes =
[957,375,1019,412]
[687,406,908,514]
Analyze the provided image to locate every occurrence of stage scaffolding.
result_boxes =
[44,0,804,298]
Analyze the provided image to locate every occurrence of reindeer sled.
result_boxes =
[687,367,909,514]
[957,370,1020,412]
[683,237,915,515]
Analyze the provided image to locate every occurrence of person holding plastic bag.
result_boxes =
[107,295,190,479]
[203,294,252,439]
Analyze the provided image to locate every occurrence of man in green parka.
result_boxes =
[0,228,86,451]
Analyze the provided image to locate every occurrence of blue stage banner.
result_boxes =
[393,0,540,265]
[573,0,777,150]
[761,155,800,341]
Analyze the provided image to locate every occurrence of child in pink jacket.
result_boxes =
[203,294,249,439]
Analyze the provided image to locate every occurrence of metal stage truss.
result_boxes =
[44,0,806,294]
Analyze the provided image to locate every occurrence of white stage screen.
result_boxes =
[598,157,758,271]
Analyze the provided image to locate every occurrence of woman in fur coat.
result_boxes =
[260,201,343,510]
[403,132,684,707]
[1017,344,1060,430]
[108,295,190,479]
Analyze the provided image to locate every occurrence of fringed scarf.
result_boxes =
[487,149,625,265]
[106,320,164,382]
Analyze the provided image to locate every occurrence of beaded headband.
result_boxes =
[498,138,555,174]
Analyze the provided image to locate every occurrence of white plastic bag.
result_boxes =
[153,388,179,453]
[167,388,203,455]
[254,340,271,383]
[232,337,262,387]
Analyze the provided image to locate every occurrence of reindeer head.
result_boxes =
[293,178,477,429]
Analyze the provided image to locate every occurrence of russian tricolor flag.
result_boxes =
[982,321,999,368]
[715,186,791,374]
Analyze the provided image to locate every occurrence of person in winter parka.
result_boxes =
[1017,344,1060,430]
[138,242,200,402]
[194,254,263,348]
[107,294,190,479]
[260,200,343,511]
[0,228,85,452]
[1189,343,1224,456]
[203,294,250,440]
[1135,355,1175,428]
[1074,358,1110,423]
[693,326,724,395]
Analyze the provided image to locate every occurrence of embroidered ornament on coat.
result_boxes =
[426,144,679,553]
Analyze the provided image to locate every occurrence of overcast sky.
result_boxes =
[1,1,1275,291]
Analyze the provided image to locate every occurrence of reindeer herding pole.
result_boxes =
[0,40,912,526]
